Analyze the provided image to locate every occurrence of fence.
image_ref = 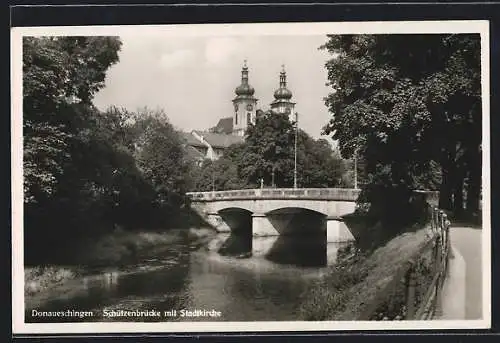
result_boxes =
[358,206,451,320]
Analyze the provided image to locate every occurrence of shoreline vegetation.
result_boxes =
[299,218,435,321]
[24,227,216,299]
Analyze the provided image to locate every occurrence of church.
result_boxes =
[181,61,297,163]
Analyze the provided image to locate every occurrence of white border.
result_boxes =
[11,20,491,334]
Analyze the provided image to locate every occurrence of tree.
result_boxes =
[23,36,122,204]
[296,133,347,188]
[188,153,247,192]
[129,108,193,224]
[321,34,481,221]
[23,37,125,262]
[63,105,155,232]
[240,110,296,187]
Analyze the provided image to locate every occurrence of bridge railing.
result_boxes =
[357,205,451,320]
[187,188,440,206]
[186,188,362,202]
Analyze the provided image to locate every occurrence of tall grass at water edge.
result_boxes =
[24,227,215,297]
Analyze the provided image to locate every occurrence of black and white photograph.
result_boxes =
[11,21,490,333]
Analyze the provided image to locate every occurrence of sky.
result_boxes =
[92,34,335,140]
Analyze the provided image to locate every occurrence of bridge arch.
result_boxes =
[218,206,254,214]
[211,202,254,214]
[265,206,328,217]
[217,207,253,235]
[265,207,327,236]
[261,200,330,216]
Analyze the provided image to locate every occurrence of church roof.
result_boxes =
[183,145,206,161]
[213,117,234,134]
[179,131,206,148]
[192,130,244,149]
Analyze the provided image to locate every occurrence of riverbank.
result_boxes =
[299,222,434,321]
[25,227,216,298]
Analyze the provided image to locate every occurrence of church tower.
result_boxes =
[232,60,258,137]
[270,65,296,121]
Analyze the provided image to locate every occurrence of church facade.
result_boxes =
[181,61,296,162]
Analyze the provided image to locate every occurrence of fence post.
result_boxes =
[443,214,451,276]
[441,213,448,261]
[405,261,417,319]
[440,210,445,233]
[434,208,439,233]
[433,233,444,318]
[446,217,451,256]
[430,207,435,231]
[433,233,441,274]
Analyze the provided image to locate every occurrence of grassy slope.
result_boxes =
[300,222,434,320]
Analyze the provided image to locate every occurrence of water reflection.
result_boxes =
[25,234,349,323]
[265,233,327,267]
[187,250,320,321]
[215,232,332,267]
[217,232,252,257]
[25,245,192,323]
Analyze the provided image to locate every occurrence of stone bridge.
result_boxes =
[187,188,361,243]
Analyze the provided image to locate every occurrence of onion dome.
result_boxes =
[235,84,255,96]
[273,65,293,100]
[274,87,292,100]
[235,60,255,97]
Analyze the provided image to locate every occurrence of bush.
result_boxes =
[25,266,77,296]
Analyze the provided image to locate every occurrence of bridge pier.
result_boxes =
[327,217,355,242]
[252,236,280,257]
[206,213,232,233]
[252,213,280,237]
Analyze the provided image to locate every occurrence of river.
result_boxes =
[25,232,349,322]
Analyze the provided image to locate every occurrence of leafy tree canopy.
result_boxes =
[23,36,122,204]
[321,34,481,219]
